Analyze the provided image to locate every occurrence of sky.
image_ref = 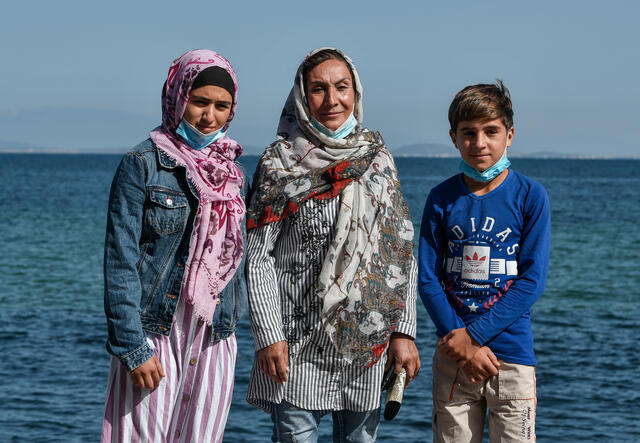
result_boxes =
[1,0,638,157]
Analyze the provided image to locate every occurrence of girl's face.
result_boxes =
[182,85,233,133]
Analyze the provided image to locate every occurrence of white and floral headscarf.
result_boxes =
[247,48,414,366]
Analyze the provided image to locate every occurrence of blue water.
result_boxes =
[1,154,639,442]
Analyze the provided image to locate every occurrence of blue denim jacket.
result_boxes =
[104,138,248,371]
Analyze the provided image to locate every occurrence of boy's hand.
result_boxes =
[439,327,480,366]
[461,346,500,383]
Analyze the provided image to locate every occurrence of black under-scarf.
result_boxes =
[191,66,235,101]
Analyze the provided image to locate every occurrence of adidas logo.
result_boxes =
[465,251,487,268]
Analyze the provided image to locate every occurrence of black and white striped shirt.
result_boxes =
[246,197,417,413]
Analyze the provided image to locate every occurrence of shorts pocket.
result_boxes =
[497,361,536,400]
[432,349,460,401]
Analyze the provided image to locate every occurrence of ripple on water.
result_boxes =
[2,156,640,441]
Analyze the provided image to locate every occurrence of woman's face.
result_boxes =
[305,59,355,130]
[182,85,233,134]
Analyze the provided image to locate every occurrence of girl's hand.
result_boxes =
[129,355,165,390]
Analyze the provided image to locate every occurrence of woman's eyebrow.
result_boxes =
[308,77,351,86]
[189,95,231,106]
[190,94,211,101]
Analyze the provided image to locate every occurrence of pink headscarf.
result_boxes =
[150,49,245,324]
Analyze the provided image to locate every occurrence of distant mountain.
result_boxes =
[392,142,455,157]
[0,105,635,160]
[0,107,156,151]
[509,150,624,159]
[389,143,632,159]
[0,139,47,153]
[0,139,127,154]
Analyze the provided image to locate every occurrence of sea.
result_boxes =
[1,153,638,442]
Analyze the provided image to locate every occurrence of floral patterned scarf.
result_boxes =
[247,48,414,366]
[150,49,245,324]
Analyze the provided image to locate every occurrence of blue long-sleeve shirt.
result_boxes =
[418,170,550,365]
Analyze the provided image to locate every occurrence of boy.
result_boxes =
[418,81,550,442]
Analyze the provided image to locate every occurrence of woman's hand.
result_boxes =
[439,327,481,366]
[129,355,165,390]
[386,333,421,387]
[258,341,289,384]
[461,346,500,383]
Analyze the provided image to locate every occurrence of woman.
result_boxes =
[246,48,421,442]
[102,49,247,442]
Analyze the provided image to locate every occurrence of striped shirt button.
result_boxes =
[183,394,190,402]
[174,430,180,437]
[197,319,205,326]
[189,358,197,365]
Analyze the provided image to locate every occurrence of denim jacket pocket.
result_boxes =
[146,188,188,235]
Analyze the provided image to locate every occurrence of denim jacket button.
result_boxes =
[167,293,176,299]
[216,298,221,305]
[166,197,173,206]
[177,262,184,267]
[215,333,221,340]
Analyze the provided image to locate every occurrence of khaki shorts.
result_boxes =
[432,350,536,443]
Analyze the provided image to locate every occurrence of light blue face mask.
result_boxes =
[175,119,226,150]
[310,112,358,139]
[459,149,511,182]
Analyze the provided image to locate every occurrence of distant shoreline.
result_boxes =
[0,150,637,160]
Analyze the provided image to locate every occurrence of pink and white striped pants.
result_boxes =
[102,297,237,442]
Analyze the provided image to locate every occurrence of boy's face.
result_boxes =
[450,118,514,172]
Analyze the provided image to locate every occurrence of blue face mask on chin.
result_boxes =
[310,112,358,139]
[175,119,226,150]
[459,149,511,183]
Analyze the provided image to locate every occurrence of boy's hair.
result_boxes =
[448,80,514,132]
